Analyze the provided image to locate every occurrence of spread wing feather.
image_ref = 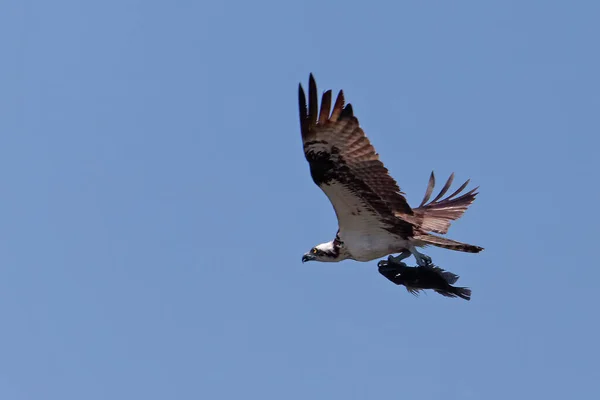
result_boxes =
[413,171,479,234]
[298,74,413,229]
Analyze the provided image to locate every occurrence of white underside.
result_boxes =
[340,230,409,261]
[321,181,410,262]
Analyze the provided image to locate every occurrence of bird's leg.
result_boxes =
[386,250,411,267]
[409,246,433,267]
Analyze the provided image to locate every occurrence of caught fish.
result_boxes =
[377,257,472,301]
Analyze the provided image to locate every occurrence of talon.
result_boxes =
[415,253,433,267]
[387,255,401,264]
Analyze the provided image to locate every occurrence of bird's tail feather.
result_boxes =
[415,233,483,253]
[413,172,479,234]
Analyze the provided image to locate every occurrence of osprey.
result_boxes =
[299,74,483,267]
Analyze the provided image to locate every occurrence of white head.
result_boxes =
[301,238,350,263]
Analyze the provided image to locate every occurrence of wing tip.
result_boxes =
[342,103,354,118]
[309,72,316,87]
[298,80,308,137]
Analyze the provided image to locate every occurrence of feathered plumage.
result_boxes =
[298,74,482,264]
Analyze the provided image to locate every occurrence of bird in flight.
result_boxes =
[299,74,483,268]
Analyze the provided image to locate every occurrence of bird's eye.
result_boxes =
[312,248,318,254]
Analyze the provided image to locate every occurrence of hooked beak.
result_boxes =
[302,253,316,263]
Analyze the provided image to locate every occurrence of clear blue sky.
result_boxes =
[1,1,599,399]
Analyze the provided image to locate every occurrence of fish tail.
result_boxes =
[434,286,472,301]
[451,286,472,301]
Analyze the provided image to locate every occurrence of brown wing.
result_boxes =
[298,74,413,219]
[411,171,480,234]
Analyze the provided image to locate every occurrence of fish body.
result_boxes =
[377,258,472,301]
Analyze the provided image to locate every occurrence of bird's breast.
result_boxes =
[340,230,408,262]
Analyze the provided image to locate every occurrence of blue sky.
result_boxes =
[1,0,599,398]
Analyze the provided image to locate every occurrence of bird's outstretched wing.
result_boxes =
[298,74,413,235]
[410,171,480,234]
